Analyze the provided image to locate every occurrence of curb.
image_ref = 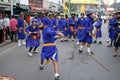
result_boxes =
[0,40,12,48]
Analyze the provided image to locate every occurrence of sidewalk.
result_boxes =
[0,40,12,48]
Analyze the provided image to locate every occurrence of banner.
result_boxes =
[67,0,100,4]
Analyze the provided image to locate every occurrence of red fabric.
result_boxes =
[9,18,18,31]
[27,16,31,25]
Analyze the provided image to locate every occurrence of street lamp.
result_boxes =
[11,0,13,16]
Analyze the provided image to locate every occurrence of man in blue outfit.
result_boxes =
[113,11,120,57]
[93,15,102,44]
[39,14,64,80]
[26,19,40,56]
[58,14,68,42]
[78,12,94,55]
[76,13,86,45]
[68,13,77,41]
[17,12,26,47]
[107,13,117,47]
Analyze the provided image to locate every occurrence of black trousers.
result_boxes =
[0,29,2,43]
[5,27,11,40]
[68,34,76,39]
[11,31,17,42]
[29,47,37,52]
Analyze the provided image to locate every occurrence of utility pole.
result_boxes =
[58,0,61,12]
[114,0,117,10]
[69,0,71,15]
[11,0,13,16]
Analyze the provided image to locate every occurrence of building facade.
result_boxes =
[0,0,30,15]
[29,0,43,11]
[43,0,59,12]
[0,0,10,3]
[0,0,10,12]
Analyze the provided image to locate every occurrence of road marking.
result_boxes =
[0,45,17,56]
[67,38,110,72]
[69,44,76,60]
[88,54,110,72]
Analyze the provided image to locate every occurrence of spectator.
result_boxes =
[9,15,18,42]
[0,13,4,44]
[26,14,31,25]
[4,14,10,40]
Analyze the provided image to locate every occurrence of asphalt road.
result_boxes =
[0,23,120,80]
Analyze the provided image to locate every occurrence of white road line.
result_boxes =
[0,45,17,56]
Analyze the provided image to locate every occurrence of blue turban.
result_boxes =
[32,19,39,26]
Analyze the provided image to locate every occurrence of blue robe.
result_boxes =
[114,19,120,47]
[41,27,58,61]
[43,17,49,26]
[52,18,58,31]
[108,18,117,40]
[42,18,54,28]
[68,18,77,35]
[77,18,86,39]
[17,18,26,39]
[79,16,94,44]
[58,18,68,36]
[26,25,40,48]
[41,17,44,24]
[48,19,54,28]
[94,20,102,38]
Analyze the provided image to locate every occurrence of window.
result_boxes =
[8,0,10,2]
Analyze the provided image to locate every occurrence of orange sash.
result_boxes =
[33,34,37,40]
[43,43,56,46]
[78,26,85,29]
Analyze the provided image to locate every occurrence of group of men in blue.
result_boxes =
[25,12,99,80]
[17,10,120,80]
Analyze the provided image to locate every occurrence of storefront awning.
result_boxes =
[14,5,31,14]
[30,7,48,12]
[19,5,31,11]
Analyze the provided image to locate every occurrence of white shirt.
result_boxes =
[0,19,4,30]
[103,16,107,19]
[30,17,34,25]
[4,17,10,27]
